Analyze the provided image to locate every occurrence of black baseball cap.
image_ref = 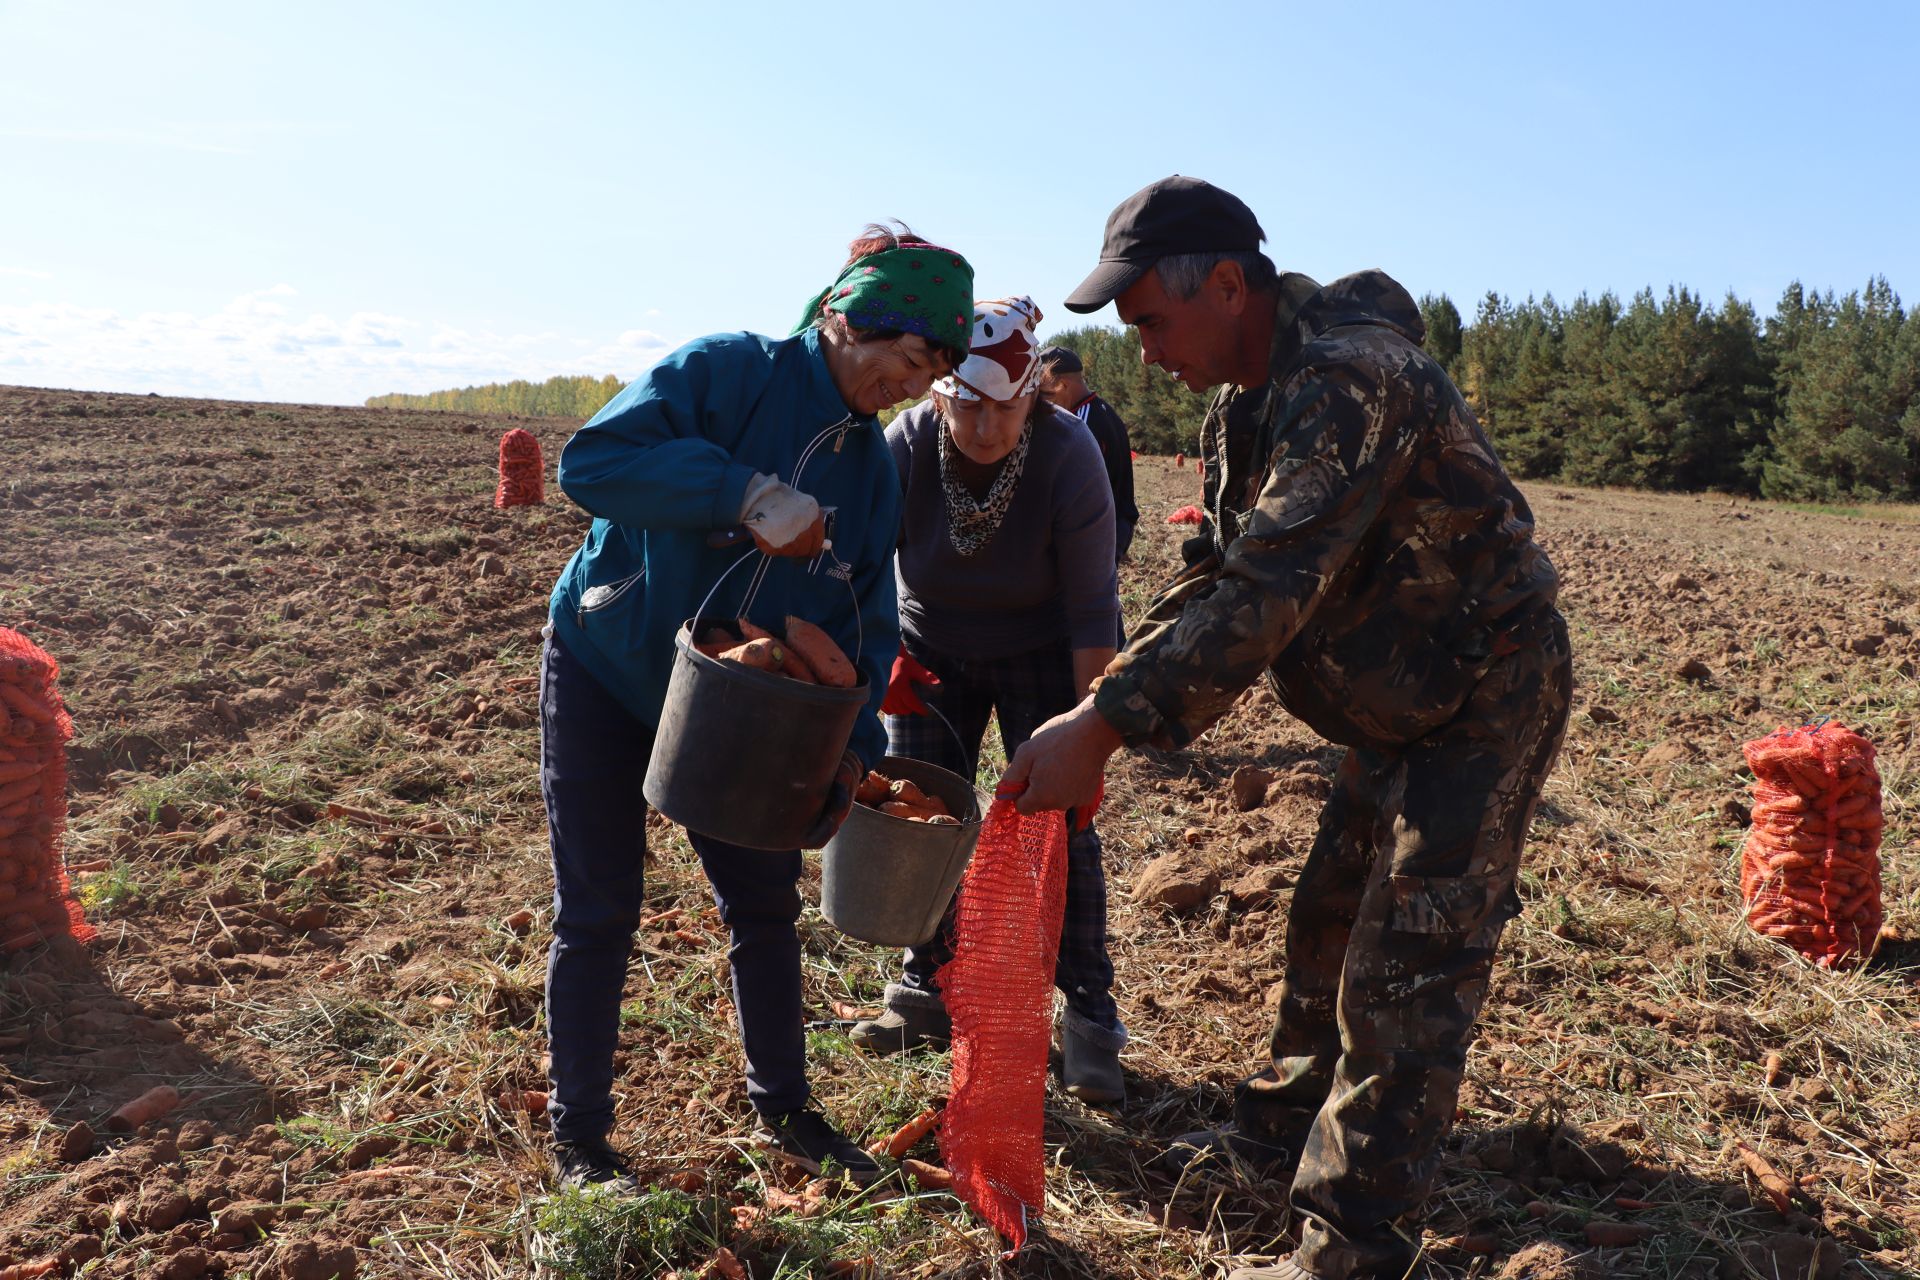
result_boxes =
[1064,175,1266,313]
[1037,345,1082,373]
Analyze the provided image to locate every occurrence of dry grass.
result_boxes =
[0,393,1915,1278]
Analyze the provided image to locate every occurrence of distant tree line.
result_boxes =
[1047,275,1919,502]
[371,276,1917,503]
[366,374,625,419]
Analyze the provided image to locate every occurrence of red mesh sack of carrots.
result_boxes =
[495,428,544,508]
[935,790,1067,1254]
[0,628,92,952]
[1739,722,1882,967]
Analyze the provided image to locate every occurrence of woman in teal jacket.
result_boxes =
[542,225,974,1190]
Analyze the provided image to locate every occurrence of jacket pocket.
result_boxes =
[575,567,646,627]
[1387,873,1518,941]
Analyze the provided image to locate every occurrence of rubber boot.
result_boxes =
[848,983,950,1056]
[1060,1007,1127,1106]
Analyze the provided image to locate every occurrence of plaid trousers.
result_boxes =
[887,632,1120,1032]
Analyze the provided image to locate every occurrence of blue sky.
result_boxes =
[3,0,1915,405]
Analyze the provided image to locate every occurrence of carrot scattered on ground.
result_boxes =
[105,1084,181,1133]
[872,1105,942,1160]
[1733,1142,1796,1213]
[901,1157,953,1190]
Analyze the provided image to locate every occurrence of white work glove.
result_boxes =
[738,472,825,557]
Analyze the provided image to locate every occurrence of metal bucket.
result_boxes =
[821,755,986,947]
[643,619,869,851]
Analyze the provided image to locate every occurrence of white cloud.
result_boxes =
[0,266,54,281]
[0,287,678,404]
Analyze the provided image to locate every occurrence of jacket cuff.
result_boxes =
[709,461,759,530]
[1092,667,1169,749]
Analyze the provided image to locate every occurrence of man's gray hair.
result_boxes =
[1153,250,1278,299]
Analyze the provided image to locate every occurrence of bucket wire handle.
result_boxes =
[691,546,767,634]
[693,536,863,672]
[911,696,985,820]
[696,417,863,657]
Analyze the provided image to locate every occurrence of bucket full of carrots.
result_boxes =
[821,755,984,946]
[643,615,868,852]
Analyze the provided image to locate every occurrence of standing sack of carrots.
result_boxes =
[0,627,93,953]
[1739,721,1883,966]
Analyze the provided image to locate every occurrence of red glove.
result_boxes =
[882,653,942,716]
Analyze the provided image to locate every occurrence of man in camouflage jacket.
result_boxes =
[1004,176,1573,1280]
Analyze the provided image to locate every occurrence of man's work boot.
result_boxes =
[1060,1008,1127,1106]
[847,984,950,1056]
[1161,1124,1297,1180]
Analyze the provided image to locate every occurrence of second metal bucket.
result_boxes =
[820,755,985,947]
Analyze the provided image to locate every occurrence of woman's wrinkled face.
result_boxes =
[838,332,951,416]
[941,390,1034,465]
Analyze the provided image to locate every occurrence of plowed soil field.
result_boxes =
[1,384,1916,1279]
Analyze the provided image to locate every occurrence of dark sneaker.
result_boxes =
[847,1005,951,1056]
[551,1137,640,1194]
[1162,1125,1296,1179]
[752,1109,882,1186]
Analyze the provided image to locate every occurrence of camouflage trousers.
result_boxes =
[1234,609,1572,1279]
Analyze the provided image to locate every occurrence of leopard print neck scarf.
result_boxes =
[938,421,1032,557]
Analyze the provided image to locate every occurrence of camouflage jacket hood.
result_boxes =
[1285,269,1427,351]
[1095,270,1561,752]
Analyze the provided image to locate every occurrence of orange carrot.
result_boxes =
[900,1157,953,1190]
[1733,1142,1795,1213]
[855,772,890,806]
[106,1084,181,1133]
[735,618,777,643]
[0,777,38,808]
[777,640,822,683]
[0,1257,60,1279]
[783,617,857,687]
[718,639,786,673]
[0,684,52,724]
[872,1105,941,1159]
[0,761,42,784]
[889,778,935,808]
[336,1164,426,1182]
[1584,1221,1654,1247]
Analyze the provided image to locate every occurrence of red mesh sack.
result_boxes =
[495,428,545,508]
[936,792,1068,1253]
[1166,505,1204,525]
[1739,722,1881,967]
[0,628,92,952]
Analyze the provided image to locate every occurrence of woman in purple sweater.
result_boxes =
[848,296,1128,1105]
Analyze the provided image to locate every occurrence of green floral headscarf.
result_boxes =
[794,243,975,354]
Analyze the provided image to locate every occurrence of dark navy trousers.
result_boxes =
[540,630,809,1144]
